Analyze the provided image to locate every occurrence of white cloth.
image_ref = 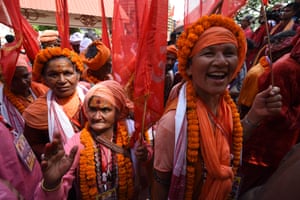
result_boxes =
[47,85,86,142]
[173,83,187,176]
[79,37,92,53]
[70,32,83,45]
[0,85,36,134]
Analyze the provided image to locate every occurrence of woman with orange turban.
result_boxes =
[152,14,282,199]
[23,47,89,162]
[33,80,152,200]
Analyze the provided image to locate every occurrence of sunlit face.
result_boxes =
[11,67,32,96]
[86,96,117,134]
[187,43,238,98]
[42,57,80,98]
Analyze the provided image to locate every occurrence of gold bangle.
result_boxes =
[41,179,62,192]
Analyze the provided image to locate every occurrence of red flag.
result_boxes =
[21,15,40,62]
[0,0,23,86]
[55,0,71,49]
[133,0,168,136]
[184,0,247,28]
[112,0,139,86]
[112,0,168,140]
[101,0,111,49]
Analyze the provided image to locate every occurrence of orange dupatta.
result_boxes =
[196,97,234,200]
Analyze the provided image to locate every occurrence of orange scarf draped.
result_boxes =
[196,97,234,200]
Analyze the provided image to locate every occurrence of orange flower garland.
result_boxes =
[4,86,26,114]
[33,47,84,82]
[79,122,134,200]
[79,126,98,200]
[185,80,200,199]
[224,90,243,175]
[116,121,134,200]
[83,73,100,85]
[184,81,243,198]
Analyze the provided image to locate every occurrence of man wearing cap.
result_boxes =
[69,32,83,54]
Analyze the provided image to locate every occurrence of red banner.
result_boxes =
[101,0,111,49]
[21,15,40,62]
[112,0,168,138]
[55,0,71,49]
[184,0,247,28]
[0,0,23,86]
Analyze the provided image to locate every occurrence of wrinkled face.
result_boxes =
[11,67,32,96]
[166,53,177,71]
[187,43,238,98]
[86,96,117,134]
[42,57,80,98]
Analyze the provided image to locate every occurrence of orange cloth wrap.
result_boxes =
[81,41,111,71]
[190,27,238,57]
[167,45,178,57]
[83,80,133,120]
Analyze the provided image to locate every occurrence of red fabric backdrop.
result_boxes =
[112,0,168,140]
[55,0,71,49]
[184,0,247,28]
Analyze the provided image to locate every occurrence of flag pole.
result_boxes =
[140,94,149,144]
[260,0,274,87]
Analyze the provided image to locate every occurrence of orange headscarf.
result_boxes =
[190,27,238,57]
[167,45,178,57]
[83,80,133,120]
[81,40,111,71]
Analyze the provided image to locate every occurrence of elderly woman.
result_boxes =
[152,14,282,200]
[33,80,152,200]
[23,47,89,161]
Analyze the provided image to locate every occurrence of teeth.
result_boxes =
[209,72,226,76]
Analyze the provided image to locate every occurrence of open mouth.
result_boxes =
[207,72,227,80]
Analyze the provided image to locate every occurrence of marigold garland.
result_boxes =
[33,47,84,82]
[83,72,101,85]
[184,81,243,199]
[4,86,27,114]
[79,121,134,200]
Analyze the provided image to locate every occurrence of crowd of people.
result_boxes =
[0,1,300,200]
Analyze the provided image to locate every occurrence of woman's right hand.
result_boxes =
[40,133,78,190]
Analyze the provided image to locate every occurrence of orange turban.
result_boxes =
[167,45,178,57]
[190,27,238,57]
[83,80,133,120]
[81,40,111,71]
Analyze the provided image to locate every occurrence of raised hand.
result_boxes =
[40,133,78,190]
[247,85,282,124]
